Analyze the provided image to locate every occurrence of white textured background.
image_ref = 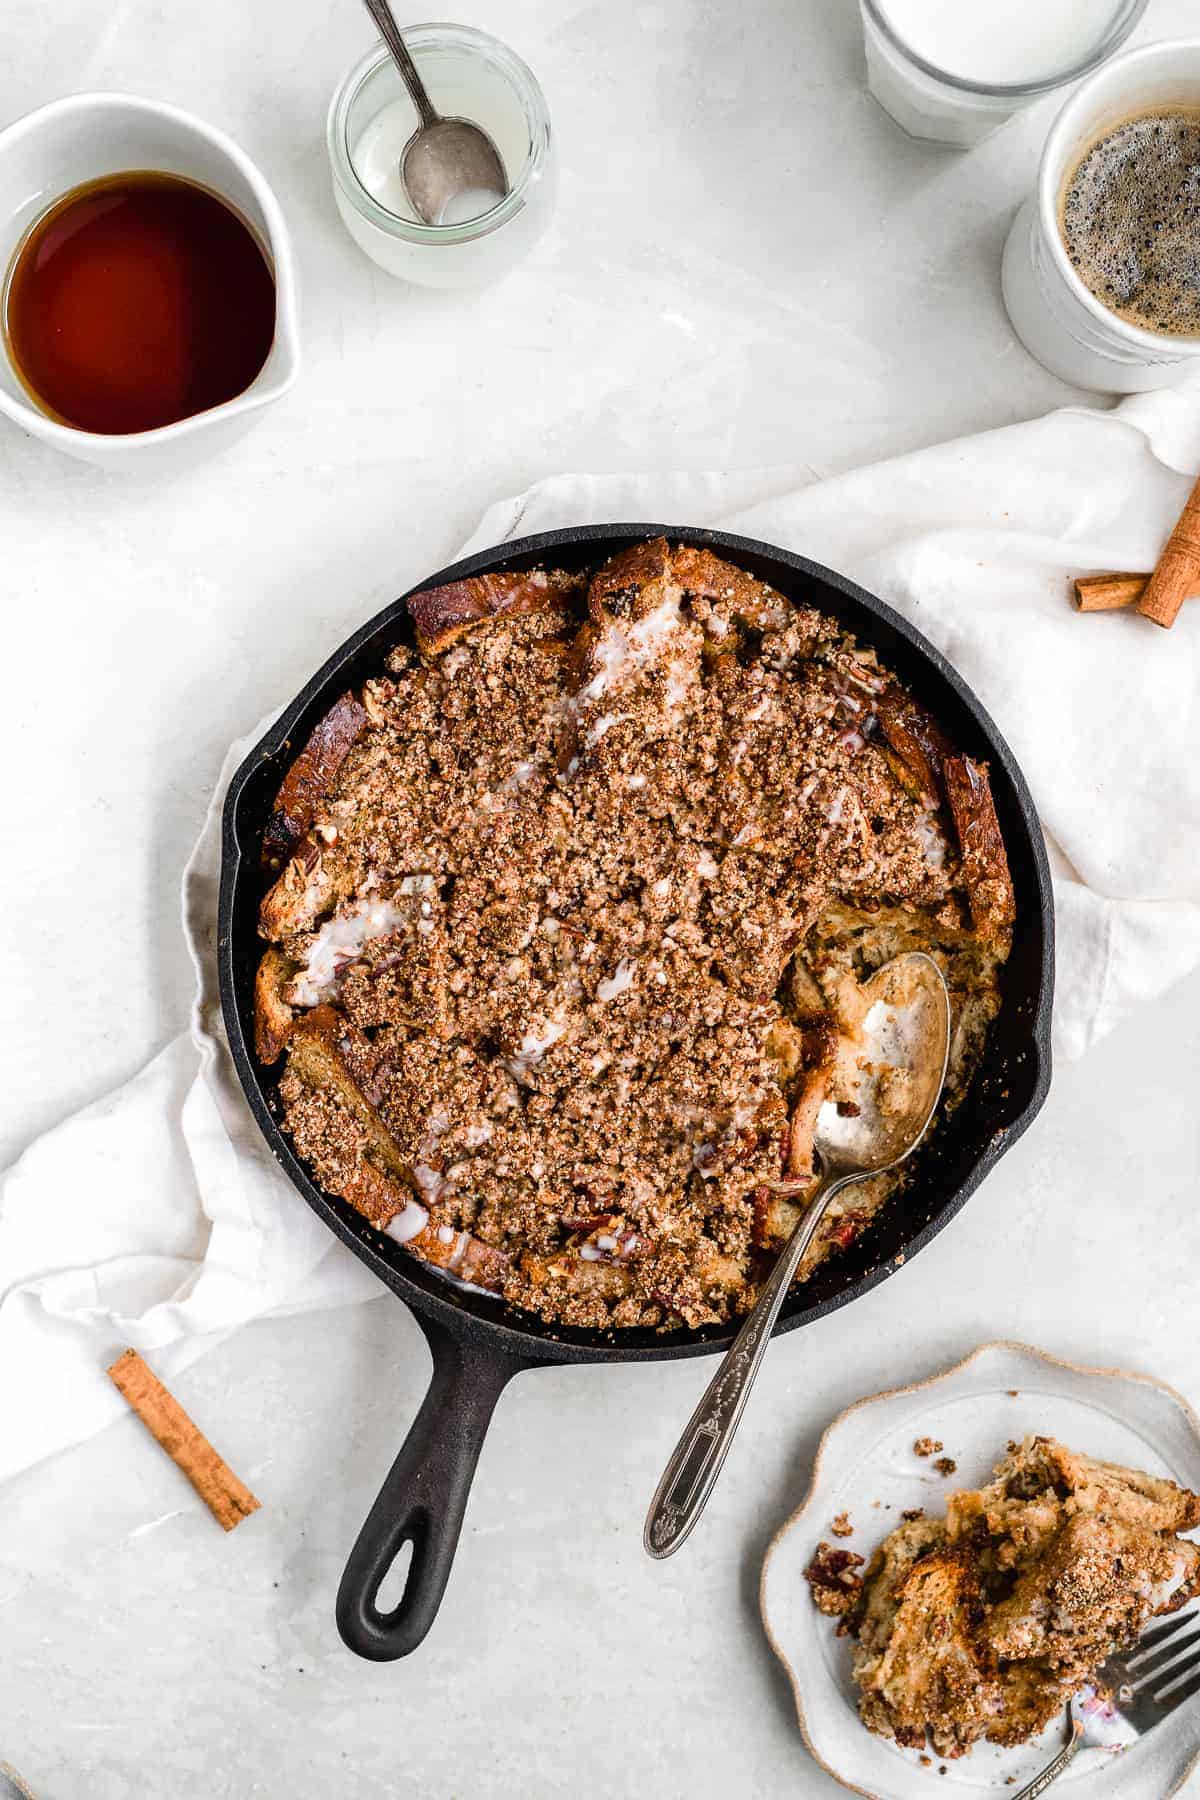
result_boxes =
[2,0,1198,1794]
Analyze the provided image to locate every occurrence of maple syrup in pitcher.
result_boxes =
[3,171,276,434]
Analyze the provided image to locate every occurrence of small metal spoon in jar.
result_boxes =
[644,951,951,1559]
[361,0,508,226]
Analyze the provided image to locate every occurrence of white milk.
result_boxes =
[860,0,1140,147]
[875,0,1126,86]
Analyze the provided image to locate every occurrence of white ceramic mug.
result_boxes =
[0,93,300,469]
[1002,39,1200,393]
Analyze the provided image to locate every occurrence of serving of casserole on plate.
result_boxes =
[761,1343,1200,1800]
[251,536,1016,1333]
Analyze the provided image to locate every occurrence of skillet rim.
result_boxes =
[217,522,1054,1368]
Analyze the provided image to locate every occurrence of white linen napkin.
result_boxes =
[3,389,1199,1486]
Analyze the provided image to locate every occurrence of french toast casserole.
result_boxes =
[253,538,1015,1331]
[806,1436,1200,1757]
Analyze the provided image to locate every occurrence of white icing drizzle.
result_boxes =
[596,959,636,1001]
[289,897,408,1007]
[568,593,686,717]
[385,1200,429,1244]
[505,1018,566,1083]
[585,712,625,747]
[915,807,948,869]
[412,1163,447,1204]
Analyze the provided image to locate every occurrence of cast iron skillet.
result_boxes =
[217,524,1054,1662]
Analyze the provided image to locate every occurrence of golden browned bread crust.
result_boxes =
[586,536,682,624]
[671,543,797,632]
[286,1006,412,1194]
[874,686,1014,951]
[873,685,949,803]
[253,945,297,1063]
[407,567,584,656]
[259,838,336,942]
[262,692,368,872]
[942,754,1017,951]
[256,542,1014,1329]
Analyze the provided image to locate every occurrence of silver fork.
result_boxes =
[1015,1604,1200,1797]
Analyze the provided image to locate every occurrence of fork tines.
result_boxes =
[1124,1606,1200,1703]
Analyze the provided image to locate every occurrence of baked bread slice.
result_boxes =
[406,567,584,657]
[281,1007,508,1290]
[259,836,342,942]
[254,945,297,1063]
[586,536,682,624]
[948,1433,1200,1568]
[587,537,801,639]
[855,1545,1002,1757]
[286,1006,413,1188]
[261,692,367,872]
[941,754,1016,952]
[984,1511,1200,1681]
[673,542,798,634]
[873,685,1015,949]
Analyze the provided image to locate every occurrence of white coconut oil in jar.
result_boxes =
[327,24,556,286]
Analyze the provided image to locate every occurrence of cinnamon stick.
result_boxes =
[1072,572,1149,612]
[107,1348,260,1531]
[1138,471,1200,628]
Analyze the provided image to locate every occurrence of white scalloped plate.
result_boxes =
[760,1342,1200,1799]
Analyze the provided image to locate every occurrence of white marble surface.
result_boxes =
[2,0,1199,1793]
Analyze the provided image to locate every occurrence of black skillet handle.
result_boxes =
[335,1312,527,1660]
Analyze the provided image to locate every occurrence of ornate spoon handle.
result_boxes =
[644,1171,859,1558]
[1012,1710,1083,1799]
[360,0,439,128]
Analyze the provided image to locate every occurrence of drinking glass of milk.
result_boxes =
[327,23,555,286]
[859,0,1148,147]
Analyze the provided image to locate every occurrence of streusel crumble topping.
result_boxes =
[255,539,1014,1330]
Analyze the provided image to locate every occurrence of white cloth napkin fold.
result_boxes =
[4,390,1199,1487]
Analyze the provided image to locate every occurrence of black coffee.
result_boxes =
[1061,108,1200,337]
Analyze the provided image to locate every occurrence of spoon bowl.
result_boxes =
[815,951,951,1178]
[401,116,506,227]
[645,952,951,1558]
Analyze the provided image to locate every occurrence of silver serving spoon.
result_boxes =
[644,951,951,1559]
[361,0,508,226]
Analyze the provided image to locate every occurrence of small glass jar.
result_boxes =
[859,0,1148,148]
[327,24,555,287]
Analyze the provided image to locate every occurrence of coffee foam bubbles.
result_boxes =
[1061,109,1200,338]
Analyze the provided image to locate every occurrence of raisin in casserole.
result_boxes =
[254,539,1015,1331]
